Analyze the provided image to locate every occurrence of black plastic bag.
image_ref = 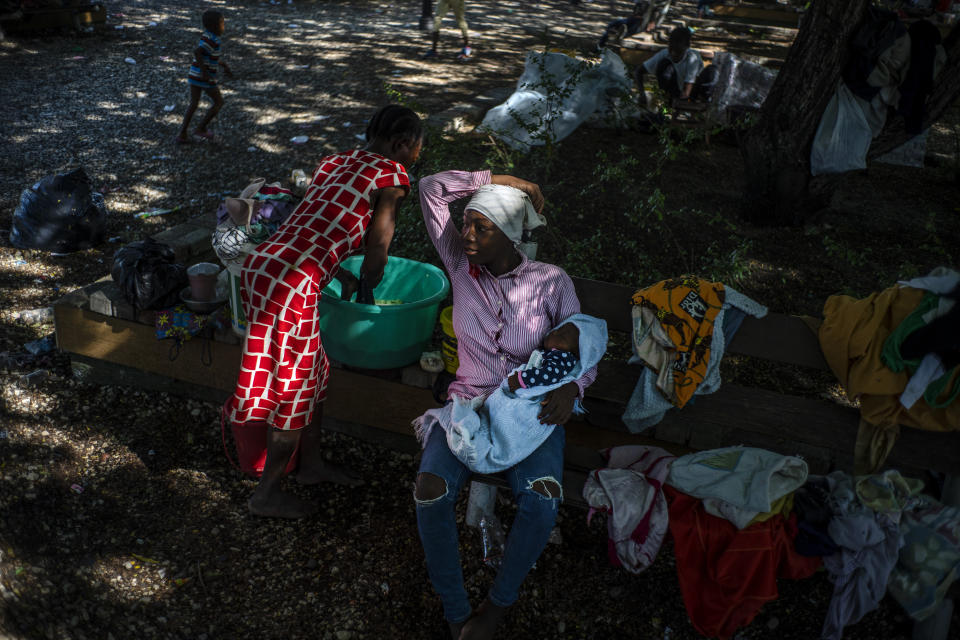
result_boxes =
[10,167,108,253]
[111,238,188,310]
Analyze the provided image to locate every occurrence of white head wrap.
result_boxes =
[465,184,546,245]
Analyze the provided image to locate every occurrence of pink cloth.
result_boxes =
[583,445,676,574]
[419,170,597,400]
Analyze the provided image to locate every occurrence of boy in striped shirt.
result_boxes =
[176,10,233,144]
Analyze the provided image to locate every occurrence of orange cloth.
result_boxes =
[819,286,960,432]
[631,275,725,408]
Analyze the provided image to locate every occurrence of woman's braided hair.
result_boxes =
[365,104,423,144]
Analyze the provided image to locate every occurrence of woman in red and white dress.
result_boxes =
[228,105,423,518]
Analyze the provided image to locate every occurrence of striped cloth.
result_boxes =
[418,170,598,402]
[228,150,410,430]
[187,30,221,89]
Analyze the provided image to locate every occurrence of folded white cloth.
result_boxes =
[667,446,808,514]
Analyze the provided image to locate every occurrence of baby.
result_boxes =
[506,322,580,393]
[436,313,608,474]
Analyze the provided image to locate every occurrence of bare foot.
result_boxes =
[247,490,317,519]
[460,600,507,640]
[296,460,364,487]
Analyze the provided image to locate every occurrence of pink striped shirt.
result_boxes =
[419,170,598,400]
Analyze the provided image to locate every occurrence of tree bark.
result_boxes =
[740,0,871,226]
[869,23,960,158]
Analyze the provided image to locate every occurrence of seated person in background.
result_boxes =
[636,26,718,106]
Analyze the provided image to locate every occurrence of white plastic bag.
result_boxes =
[810,82,874,176]
[480,49,633,152]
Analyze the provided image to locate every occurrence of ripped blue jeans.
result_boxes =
[415,426,565,623]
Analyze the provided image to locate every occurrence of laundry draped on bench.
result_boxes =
[622,276,768,432]
[818,267,960,474]
[584,445,960,639]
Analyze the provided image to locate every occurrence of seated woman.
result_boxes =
[413,170,598,640]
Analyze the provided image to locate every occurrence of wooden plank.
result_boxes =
[680,16,798,38]
[70,354,230,405]
[728,314,829,370]
[571,277,634,334]
[55,305,437,435]
[55,286,959,475]
[712,5,803,25]
[55,305,241,391]
[570,276,830,370]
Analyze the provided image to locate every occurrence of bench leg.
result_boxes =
[912,598,953,640]
[911,475,960,640]
[941,474,960,507]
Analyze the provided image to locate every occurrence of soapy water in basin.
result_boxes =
[317,256,450,369]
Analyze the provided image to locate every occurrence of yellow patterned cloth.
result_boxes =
[631,275,726,408]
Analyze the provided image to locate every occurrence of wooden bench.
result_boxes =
[53,218,960,639]
[52,222,960,504]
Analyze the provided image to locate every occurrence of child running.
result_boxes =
[176,9,233,144]
[226,105,424,519]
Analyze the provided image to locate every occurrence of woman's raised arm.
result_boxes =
[418,170,491,273]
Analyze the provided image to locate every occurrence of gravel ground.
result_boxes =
[1,1,958,639]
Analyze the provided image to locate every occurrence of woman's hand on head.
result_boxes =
[490,175,545,214]
[538,382,579,425]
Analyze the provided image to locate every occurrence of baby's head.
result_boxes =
[667,26,692,63]
[202,9,225,35]
[543,323,580,356]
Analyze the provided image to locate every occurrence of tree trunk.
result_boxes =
[869,24,960,158]
[742,1,960,226]
[740,0,871,226]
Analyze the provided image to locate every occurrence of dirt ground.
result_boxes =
[1,0,959,639]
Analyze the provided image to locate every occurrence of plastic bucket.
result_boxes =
[318,256,450,369]
[439,305,459,374]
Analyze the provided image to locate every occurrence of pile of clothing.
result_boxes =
[818,267,960,474]
[211,178,297,275]
[621,275,768,432]
[584,445,960,639]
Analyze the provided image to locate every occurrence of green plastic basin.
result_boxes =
[318,255,450,369]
